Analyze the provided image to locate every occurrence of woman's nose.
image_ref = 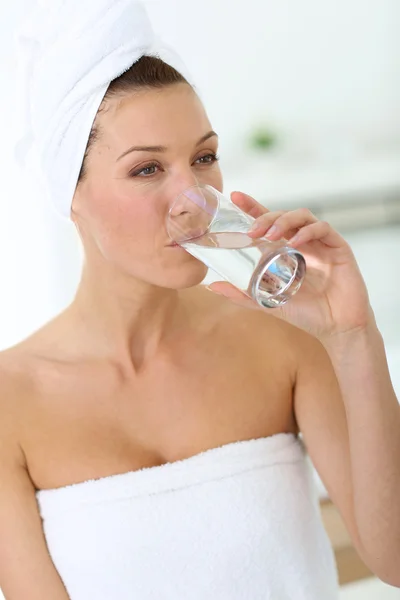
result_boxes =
[172,174,200,201]
[169,184,205,219]
[167,184,217,243]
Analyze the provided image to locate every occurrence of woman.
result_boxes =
[1,2,399,599]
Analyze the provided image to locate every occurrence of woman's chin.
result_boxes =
[166,260,209,289]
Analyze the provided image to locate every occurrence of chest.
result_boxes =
[22,340,296,491]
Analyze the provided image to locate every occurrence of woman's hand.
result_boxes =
[206,191,373,340]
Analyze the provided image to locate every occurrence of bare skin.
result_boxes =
[0,83,298,490]
[1,287,299,492]
[1,81,400,599]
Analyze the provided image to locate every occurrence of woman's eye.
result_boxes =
[129,153,219,178]
[196,153,220,165]
[130,163,159,177]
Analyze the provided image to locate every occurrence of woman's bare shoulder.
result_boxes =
[0,315,67,396]
[0,345,40,407]
[0,306,73,369]
[0,347,36,468]
[0,329,64,461]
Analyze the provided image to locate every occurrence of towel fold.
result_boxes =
[14,0,193,219]
[36,433,339,599]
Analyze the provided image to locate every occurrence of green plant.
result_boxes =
[249,126,277,151]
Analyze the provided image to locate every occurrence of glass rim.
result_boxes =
[167,183,220,213]
[166,183,221,241]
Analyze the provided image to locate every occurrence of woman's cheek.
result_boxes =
[124,200,161,244]
[206,166,223,193]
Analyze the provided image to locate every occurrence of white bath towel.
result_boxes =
[14,0,193,219]
[36,433,339,599]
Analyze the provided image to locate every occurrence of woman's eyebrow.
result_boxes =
[116,130,218,161]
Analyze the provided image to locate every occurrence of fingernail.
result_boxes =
[249,222,260,232]
[205,285,222,295]
[265,225,278,237]
[288,234,300,245]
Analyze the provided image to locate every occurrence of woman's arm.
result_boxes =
[207,191,400,585]
[293,325,400,587]
[0,374,70,600]
[324,316,400,579]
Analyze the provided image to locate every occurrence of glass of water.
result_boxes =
[166,184,306,308]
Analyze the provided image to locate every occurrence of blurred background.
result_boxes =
[1,1,399,597]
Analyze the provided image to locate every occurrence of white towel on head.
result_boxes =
[14,0,193,219]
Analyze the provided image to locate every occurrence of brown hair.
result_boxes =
[77,55,190,183]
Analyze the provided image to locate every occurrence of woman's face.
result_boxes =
[72,83,223,289]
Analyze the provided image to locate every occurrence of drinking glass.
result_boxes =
[166,184,306,308]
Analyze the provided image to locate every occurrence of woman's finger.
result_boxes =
[229,196,348,252]
[257,207,318,241]
[230,191,270,219]
[206,281,260,310]
[247,210,289,237]
[287,220,349,250]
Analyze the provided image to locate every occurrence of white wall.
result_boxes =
[0,0,399,347]
[144,0,400,159]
